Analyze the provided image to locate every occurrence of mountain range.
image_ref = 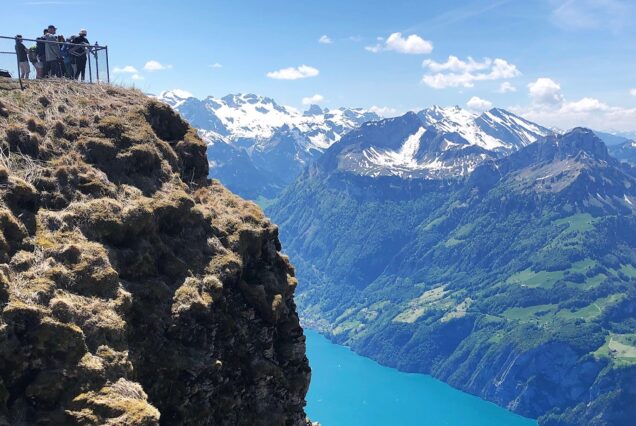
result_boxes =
[157,90,381,199]
[269,121,636,425]
[157,91,571,199]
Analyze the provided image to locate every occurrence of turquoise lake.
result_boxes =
[305,329,537,426]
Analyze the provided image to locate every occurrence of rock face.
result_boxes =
[0,79,310,425]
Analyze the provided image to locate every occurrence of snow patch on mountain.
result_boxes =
[157,91,381,153]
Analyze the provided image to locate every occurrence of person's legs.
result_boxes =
[19,62,30,79]
[76,57,86,81]
[34,63,43,79]
[64,62,73,78]
[43,60,50,78]
[47,61,61,78]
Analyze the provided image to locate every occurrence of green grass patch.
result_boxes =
[553,213,596,233]
[507,268,564,289]
[569,258,596,273]
[620,264,636,278]
[557,293,624,321]
[421,215,447,231]
[444,237,463,247]
[453,223,475,238]
[502,304,557,321]
[593,333,636,367]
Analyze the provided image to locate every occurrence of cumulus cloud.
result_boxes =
[366,32,433,54]
[512,77,636,132]
[421,56,520,89]
[144,60,172,71]
[209,63,222,69]
[466,96,493,112]
[497,81,517,93]
[131,74,144,81]
[630,88,636,96]
[369,105,400,117]
[266,65,319,80]
[318,35,332,44]
[113,65,138,74]
[302,94,325,105]
[527,77,564,107]
[561,97,609,113]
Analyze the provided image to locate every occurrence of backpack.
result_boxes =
[28,46,38,64]
[0,69,11,78]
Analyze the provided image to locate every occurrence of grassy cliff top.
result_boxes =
[0,78,310,425]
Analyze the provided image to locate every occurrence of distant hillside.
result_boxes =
[0,79,310,425]
[270,125,636,425]
[608,140,636,166]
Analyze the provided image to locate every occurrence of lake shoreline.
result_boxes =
[304,328,537,426]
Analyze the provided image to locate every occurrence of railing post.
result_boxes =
[94,44,99,82]
[105,46,110,84]
[88,48,92,83]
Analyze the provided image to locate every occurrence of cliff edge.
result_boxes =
[0,79,310,425]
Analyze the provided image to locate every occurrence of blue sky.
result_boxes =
[2,0,636,130]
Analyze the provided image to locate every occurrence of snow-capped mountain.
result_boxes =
[320,106,553,179]
[156,90,382,199]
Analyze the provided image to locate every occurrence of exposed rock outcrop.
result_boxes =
[0,79,310,425]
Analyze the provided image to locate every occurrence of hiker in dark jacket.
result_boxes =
[61,35,76,78]
[44,25,62,78]
[14,35,30,79]
[36,28,48,78]
[73,29,89,81]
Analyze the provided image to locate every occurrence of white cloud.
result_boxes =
[113,65,138,74]
[131,74,144,81]
[421,56,520,89]
[497,81,517,93]
[302,94,325,105]
[366,32,433,55]
[512,77,636,132]
[466,96,493,112]
[209,63,222,69]
[369,105,400,117]
[144,60,172,71]
[630,88,636,96]
[318,35,333,44]
[266,65,319,80]
[561,97,609,113]
[527,77,564,107]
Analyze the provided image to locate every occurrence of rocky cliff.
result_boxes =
[0,79,310,425]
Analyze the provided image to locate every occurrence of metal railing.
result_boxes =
[0,34,109,89]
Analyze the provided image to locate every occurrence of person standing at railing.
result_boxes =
[14,35,30,79]
[62,35,76,78]
[36,29,48,78]
[73,29,89,81]
[44,25,62,78]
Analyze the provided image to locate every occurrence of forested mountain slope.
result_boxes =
[270,127,636,425]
